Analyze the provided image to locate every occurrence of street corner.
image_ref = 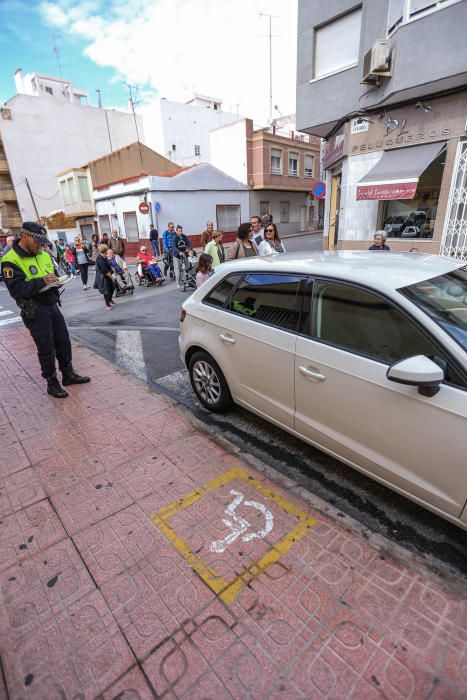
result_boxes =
[149,466,317,606]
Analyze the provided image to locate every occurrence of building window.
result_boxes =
[305,154,314,178]
[381,150,445,240]
[67,177,77,204]
[280,201,290,223]
[214,103,218,110]
[60,180,71,206]
[123,212,139,242]
[172,144,176,151]
[260,201,270,218]
[289,152,299,177]
[78,176,90,202]
[216,205,241,231]
[98,214,111,236]
[388,0,459,34]
[194,145,201,156]
[314,8,362,79]
[45,86,53,95]
[271,148,282,175]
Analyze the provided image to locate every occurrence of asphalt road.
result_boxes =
[1,232,466,582]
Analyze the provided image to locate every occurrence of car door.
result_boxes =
[203,272,306,429]
[294,278,467,517]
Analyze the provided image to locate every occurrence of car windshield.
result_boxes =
[399,266,467,351]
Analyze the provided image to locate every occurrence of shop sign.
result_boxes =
[323,134,345,169]
[351,118,369,134]
[356,182,417,200]
[352,127,450,154]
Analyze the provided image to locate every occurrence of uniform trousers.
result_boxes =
[22,303,72,378]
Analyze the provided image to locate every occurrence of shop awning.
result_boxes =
[356,142,445,201]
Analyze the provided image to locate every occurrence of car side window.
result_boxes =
[229,273,305,332]
[312,281,465,386]
[203,273,243,308]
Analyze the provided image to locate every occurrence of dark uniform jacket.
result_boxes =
[1,243,59,305]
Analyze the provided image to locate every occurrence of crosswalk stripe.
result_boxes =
[115,329,147,382]
[0,316,21,327]
[0,310,14,317]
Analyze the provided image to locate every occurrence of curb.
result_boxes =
[71,337,466,595]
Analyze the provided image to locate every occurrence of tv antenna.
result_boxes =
[53,33,63,77]
[122,82,144,170]
[260,12,279,124]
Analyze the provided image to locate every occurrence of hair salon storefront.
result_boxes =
[327,91,467,257]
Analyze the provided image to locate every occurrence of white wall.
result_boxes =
[249,190,310,234]
[0,94,144,220]
[143,98,240,167]
[94,178,151,240]
[210,120,249,184]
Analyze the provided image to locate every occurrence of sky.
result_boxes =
[0,0,298,128]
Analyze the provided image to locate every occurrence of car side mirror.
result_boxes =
[386,355,444,397]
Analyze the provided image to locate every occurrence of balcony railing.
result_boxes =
[0,159,10,174]
[1,215,22,228]
[0,187,17,202]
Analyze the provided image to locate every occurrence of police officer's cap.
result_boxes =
[21,222,49,245]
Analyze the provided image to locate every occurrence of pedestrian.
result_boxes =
[172,225,192,288]
[1,234,16,258]
[0,222,90,398]
[89,233,99,263]
[258,223,286,255]
[106,248,130,290]
[369,231,390,251]
[200,221,214,248]
[109,229,126,259]
[54,238,65,264]
[196,253,213,288]
[101,232,110,246]
[150,225,160,257]
[94,244,115,310]
[136,245,164,281]
[72,236,91,289]
[204,230,225,268]
[162,222,175,255]
[64,244,77,276]
[250,215,264,247]
[226,222,258,260]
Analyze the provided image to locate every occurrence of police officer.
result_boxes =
[1,222,90,398]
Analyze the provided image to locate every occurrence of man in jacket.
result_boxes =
[172,225,192,288]
[1,222,90,398]
[109,229,126,258]
[162,222,175,254]
[150,225,160,257]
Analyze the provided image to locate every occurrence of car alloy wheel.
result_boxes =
[189,351,232,412]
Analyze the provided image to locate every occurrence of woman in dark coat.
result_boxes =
[94,244,115,310]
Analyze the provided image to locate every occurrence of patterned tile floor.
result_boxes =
[0,328,465,699]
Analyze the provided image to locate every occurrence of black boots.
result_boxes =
[47,375,69,399]
[62,365,91,386]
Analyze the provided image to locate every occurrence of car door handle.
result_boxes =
[299,366,326,381]
[220,333,236,345]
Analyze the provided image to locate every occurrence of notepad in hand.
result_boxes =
[39,274,71,292]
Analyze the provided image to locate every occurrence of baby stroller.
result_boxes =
[113,270,135,296]
[178,252,197,292]
[134,261,165,287]
[163,249,175,280]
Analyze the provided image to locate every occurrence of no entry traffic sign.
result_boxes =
[311,181,326,199]
[139,201,150,214]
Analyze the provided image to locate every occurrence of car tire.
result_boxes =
[189,351,233,413]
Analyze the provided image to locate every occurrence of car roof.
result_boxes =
[216,251,464,292]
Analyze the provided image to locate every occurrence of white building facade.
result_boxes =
[144,94,241,167]
[0,71,144,226]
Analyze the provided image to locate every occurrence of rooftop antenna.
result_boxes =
[260,12,278,124]
[96,89,113,152]
[122,82,144,171]
[52,33,63,77]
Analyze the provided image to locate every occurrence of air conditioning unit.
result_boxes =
[362,40,392,84]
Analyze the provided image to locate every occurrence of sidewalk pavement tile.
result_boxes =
[0,440,30,479]
[0,466,46,518]
[102,666,155,699]
[0,499,67,574]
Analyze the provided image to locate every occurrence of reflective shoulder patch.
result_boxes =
[3,267,14,279]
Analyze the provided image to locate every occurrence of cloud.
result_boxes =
[38,0,298,126]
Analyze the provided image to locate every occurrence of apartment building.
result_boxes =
[296,0,467,256]
[0,70,144,231]
[210,118,322,233]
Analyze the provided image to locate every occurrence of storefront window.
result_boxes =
[381,150,445,239]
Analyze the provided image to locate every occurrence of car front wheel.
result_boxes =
[188,351,232,412]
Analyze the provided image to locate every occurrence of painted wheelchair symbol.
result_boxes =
[211,489,274,553]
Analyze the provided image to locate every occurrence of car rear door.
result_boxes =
[294,278,467,518]
[203,272,306,429]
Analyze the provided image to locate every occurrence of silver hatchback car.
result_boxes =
[179,252,467,530]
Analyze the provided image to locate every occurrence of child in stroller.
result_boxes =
[135,246,165,287]
[106,249,134,296]
[178,249,197,291]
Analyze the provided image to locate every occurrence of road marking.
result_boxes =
[115,329,147,381]
[0,316,21,327]
[69,325,179,332]
[156,369,192,396]
[0,309,14,317]
[150,467,317,605]
[211,489,274,553]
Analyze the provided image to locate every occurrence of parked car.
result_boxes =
[179,252,467,530]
